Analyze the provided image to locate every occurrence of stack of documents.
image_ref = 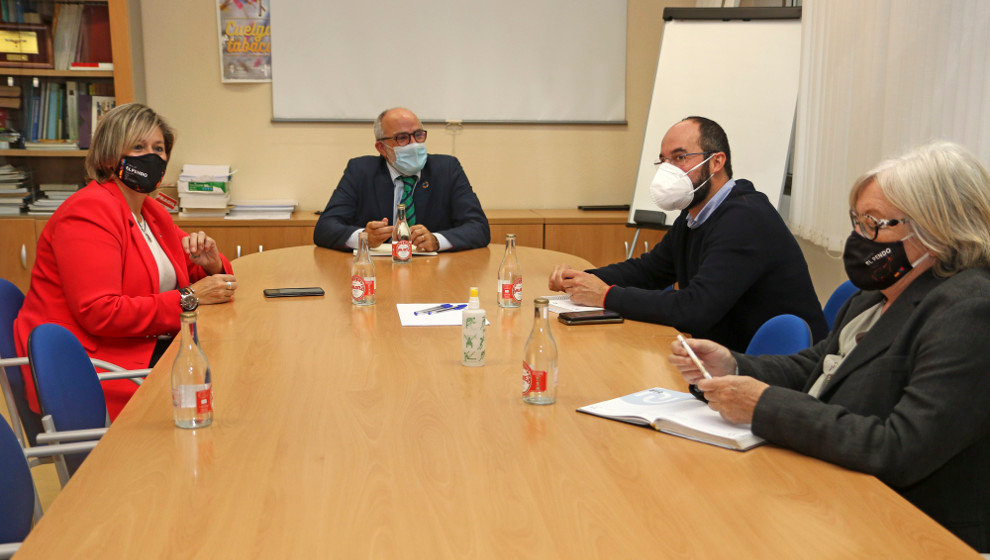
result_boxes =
[0,165,30,215]
[178,164,231,218]
[226,199,297,220]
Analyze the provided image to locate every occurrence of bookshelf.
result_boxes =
[0,0,134,288]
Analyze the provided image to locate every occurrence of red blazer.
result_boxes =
[14,180,232,420]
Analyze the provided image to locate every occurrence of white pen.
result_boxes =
[677,334,712,380]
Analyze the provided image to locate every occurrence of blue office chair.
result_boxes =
[745,314,813,356]
[0,417,96,559]
[823,280,858,329]
[0,278,43,448]
[28,324,114,484]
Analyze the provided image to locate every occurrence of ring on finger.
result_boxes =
[226,281,232,290]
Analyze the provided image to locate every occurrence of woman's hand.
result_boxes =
[190,274,237,304]
[667,337,737,384]
[183,231,224,274]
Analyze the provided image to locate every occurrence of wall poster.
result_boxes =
[217,0,271,82]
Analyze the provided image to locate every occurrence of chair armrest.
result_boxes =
[0,542,21,559]
[35,428,107,445]
[24,439,99,458]
[0,356,28,367]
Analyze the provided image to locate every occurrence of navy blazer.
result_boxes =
[314,154,490,251]
[737,267,990,552]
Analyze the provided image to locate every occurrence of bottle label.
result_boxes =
[173,384,211,409]
[512,277,523,302]
[499,280,513,300]
[351,275,375,300]
[196,388,213,414]
[393,239,412,260]
[522,361,547,395]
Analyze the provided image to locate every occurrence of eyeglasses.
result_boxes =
[654,151,713,166]
[849,210,909,240]
[377,129,428,146]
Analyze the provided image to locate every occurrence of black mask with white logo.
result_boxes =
[115,153,168,194]
[842,231,923,291]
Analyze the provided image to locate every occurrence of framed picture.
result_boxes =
[217,0,271,83]
[0,24,54,68]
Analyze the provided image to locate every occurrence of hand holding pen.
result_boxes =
[668,336,738,384]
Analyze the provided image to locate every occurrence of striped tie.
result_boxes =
[400,176,417,226]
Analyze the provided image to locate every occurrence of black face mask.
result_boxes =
[842,231,923,290]
[115,153,168,194]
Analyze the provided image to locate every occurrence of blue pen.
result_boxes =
[429,304,467,315]
[414,303,453,316]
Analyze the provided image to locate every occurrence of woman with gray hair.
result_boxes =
[670,141,990,552]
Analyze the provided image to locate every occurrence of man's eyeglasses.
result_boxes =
[654,151,713,166]
[377,129,428,146]
[849,210,909,240]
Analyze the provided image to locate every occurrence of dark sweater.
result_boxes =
[591,180,827,352]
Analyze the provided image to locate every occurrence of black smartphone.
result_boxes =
[263,287,325,298]
[557,310,624,325]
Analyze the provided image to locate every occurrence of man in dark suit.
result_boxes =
[314,107,490,252]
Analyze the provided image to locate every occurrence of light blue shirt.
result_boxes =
[344,159,452,250]
[686,179,736,229]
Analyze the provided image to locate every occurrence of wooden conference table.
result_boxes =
[15,245,977,558]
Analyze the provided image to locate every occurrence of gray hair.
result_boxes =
[373,107,404,141]
[850,141,990,276]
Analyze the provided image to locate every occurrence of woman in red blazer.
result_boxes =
[14,103,237,420]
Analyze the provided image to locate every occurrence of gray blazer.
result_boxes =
[736,267,990,552]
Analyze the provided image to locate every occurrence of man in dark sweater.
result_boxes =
[549,117,827,352]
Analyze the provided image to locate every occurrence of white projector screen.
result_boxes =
[270,1,627,123]
[628,15,802,225]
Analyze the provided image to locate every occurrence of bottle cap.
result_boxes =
[505,233,516,239]
[469,287,479,298]
[468,286,480,309]
[534,297,548,307]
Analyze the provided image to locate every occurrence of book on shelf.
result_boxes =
[92,95,115,126]
[23,140,78,150]
[69,62,113,71]
[0,85,20,97]
[577,387,765,451]
[53,3,85,70]
[542,294,604,314]
[0,97,20,109]
[65,81,79,141]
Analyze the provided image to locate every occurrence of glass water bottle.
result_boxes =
[522,297,558,405]
[172,309,213,428]
[498,233,522,308]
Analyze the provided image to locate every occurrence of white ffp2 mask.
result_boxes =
[649,154,714,212]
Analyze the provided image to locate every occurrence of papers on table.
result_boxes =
[355,243,438,257]
[543,294,604,314]
[396,304,489,327]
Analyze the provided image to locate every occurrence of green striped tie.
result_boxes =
[400,176,417,226]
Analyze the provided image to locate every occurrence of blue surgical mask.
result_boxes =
[391,142,427,175]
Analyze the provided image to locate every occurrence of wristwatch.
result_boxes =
[178,286,199,311]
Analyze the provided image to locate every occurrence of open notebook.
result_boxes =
[577,387,764,451]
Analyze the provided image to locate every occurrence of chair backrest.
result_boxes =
[0,418,34,546]
[27,324,108,433]
[0,278,43,446]
[746,314,813,356]
[823,280,858,330]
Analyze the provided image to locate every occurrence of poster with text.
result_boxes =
[217,0,271,82]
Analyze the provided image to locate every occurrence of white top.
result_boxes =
[132,212,177,292]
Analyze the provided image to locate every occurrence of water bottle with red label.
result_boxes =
[172,300,213,428]
[392,203,413,263]
[497,233,522,308]
[522,297,558,405]
[352,231,376,305]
